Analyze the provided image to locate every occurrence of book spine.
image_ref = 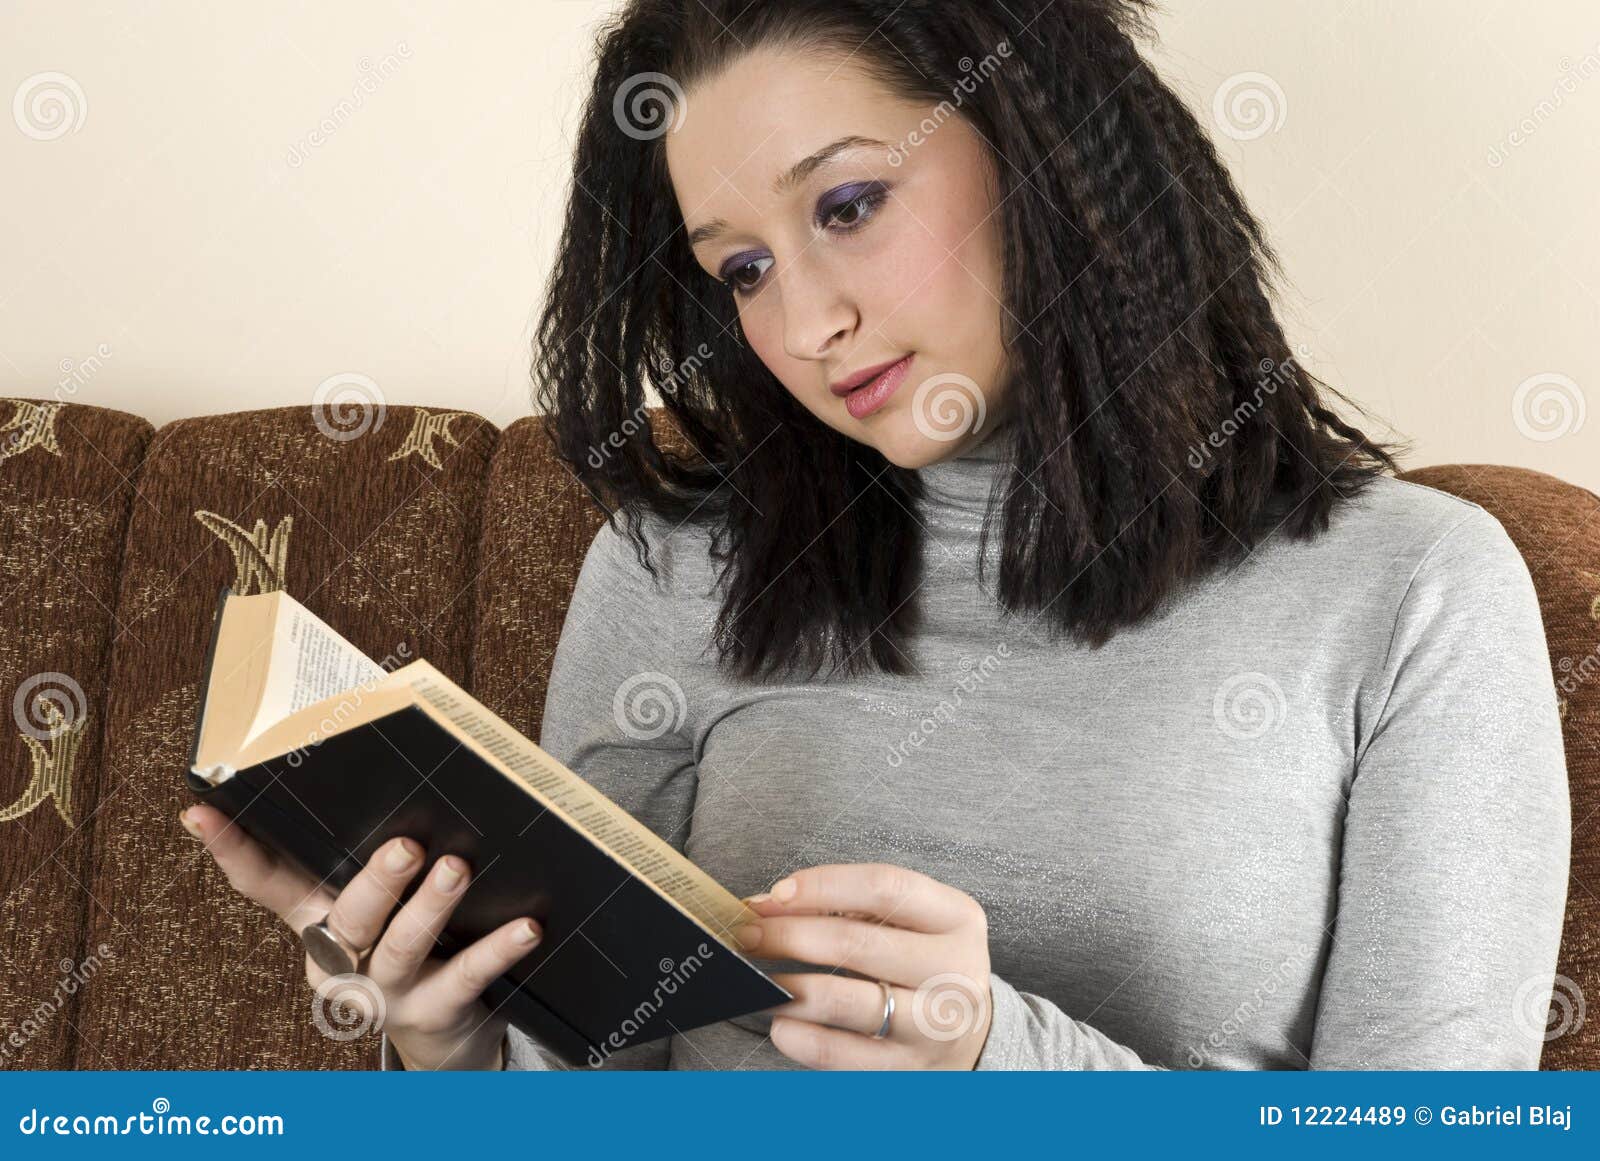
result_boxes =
[187,583,234,771]
[186,767,361,891]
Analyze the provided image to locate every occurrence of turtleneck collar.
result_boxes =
[912,413,1016,522]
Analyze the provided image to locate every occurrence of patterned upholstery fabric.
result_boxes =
[0,397,1593,1070]
[0,398,152,1069]
[74,406,494,1069]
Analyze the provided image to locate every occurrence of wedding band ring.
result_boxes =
[871,979,894,1040]
[301,916,366,976]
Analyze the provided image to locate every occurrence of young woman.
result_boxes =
[186,0,1570,1071]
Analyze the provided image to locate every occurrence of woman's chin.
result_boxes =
[860,420,968,470]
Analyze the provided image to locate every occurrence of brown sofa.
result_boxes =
[0,396,1595,1070]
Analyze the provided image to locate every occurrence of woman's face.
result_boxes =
[664,46,1013,469]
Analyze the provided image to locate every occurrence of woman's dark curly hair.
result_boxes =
[532,0,1408,682]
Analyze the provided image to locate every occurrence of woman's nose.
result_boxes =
[777,257,857,363]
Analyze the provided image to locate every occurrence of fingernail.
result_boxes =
[772,877,797,901]
[178,809,203,840]
[735,924,762,950]
[434,860,463,891]
[743,892,772,906]
[385,839,419,873]
[514,919,541,944]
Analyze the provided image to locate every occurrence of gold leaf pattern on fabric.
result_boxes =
[0,696,85,827]
[387,409,473,470]
[192,510,293,594]
[0,400,65,464]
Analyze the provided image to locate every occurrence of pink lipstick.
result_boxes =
[839,354,913,420]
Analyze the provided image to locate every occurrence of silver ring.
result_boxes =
[300,916,366,976]
[871,979,894,1040]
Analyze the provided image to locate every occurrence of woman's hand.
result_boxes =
[180,803,543,1070]
[737,863,993,1069]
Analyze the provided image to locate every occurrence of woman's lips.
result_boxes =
[843,354,913,419]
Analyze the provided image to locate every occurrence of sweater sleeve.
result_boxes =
[973,973,1169,1069]
[1306,505,1570,1067]
[971,504,1570,1071]
[381,512,701,1071]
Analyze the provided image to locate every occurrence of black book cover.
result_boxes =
[185,586,790,1068]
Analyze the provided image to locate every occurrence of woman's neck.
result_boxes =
[911,414,1016,521]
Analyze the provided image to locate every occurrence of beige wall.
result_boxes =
[3,1,1596,492]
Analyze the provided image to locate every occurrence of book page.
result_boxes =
[404,664,752,940]
[191,588,280,773]
[246,595,389,746]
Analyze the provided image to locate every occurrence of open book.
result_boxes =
[187,585,789,1067]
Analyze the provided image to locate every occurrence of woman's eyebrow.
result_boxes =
[685,134,891,249]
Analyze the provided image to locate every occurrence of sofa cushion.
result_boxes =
[74,404,494,1068]
[0,398,152,1069]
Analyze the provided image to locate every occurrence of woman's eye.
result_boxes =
[822,187,887,232]
[719,186,888,298]
[723,255,774,295]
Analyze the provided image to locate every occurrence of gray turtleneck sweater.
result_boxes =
[383,420,1569,1070]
